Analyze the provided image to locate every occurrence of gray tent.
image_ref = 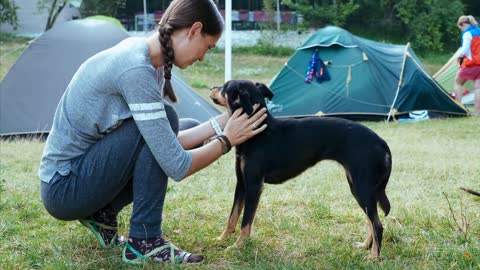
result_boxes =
[0,19,219,136]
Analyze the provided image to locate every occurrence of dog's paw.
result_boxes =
[216,231,233,241]
[225,245,238,252]
[353,242,368,249]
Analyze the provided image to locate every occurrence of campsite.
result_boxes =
[1,2,479,269]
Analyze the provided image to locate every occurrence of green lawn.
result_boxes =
[1,118,479,269]
[0,33,30,80]
[1,35,479,269]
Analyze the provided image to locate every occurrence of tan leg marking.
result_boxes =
[233,224,252,248]
[355,219,373,249]
[218,202,244,240]
[369,222,380,258]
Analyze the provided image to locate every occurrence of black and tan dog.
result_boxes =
[210,80,392,258]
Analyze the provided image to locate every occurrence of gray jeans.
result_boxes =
[40,104,200,238]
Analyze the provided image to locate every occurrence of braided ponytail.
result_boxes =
[158,24,177,102]
[156,0,224,103]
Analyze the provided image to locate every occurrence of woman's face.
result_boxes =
[172,22,221,69]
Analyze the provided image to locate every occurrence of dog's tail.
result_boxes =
[378,146,392,216]
[378,190,391,216]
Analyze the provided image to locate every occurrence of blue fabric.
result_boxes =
[304,50,330,83]
[40,104,196,238]
[461,25,480,45]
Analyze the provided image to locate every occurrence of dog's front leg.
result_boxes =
[219,158,246,240]
[233,174,264,248]
[219,180,245,240]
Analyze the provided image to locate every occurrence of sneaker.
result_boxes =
[122,236,204,265]
[79,205,124,248]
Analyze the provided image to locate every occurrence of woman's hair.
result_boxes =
[457,15,478,27]
[157,0,224,102]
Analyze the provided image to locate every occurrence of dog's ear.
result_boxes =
[255,82,274,100]
[239,91,254,115]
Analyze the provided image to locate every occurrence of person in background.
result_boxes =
[454,15,480,116]
[38,0,268,265]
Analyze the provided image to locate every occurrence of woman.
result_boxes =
[38,0,267,265]
[454,15,480,116]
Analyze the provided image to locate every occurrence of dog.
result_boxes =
[209,80,392,258]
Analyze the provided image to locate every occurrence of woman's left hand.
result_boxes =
[222,104,268,146]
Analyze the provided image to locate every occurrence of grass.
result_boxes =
[1,34,479,269]
[1,119,479,269]
[0,32,31,80]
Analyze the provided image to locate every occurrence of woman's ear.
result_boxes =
[188,22,203,39]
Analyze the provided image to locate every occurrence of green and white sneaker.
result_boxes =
[79,206,124,248]
[122,236,204,265]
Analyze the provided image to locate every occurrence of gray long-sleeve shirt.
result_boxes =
[39,37,192,183]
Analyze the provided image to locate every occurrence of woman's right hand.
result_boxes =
[222,104,268,146]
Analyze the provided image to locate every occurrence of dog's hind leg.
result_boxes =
[365,204,383,258]
[348,170,383,257]
[355,221,373,250]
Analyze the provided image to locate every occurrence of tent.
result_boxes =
[267,26,468,120]
[86,15,126,29]
[0,19,219,136]
[432,48,475,105]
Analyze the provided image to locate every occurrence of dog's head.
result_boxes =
[209,80,274,115]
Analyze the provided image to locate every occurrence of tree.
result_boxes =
[37,0,70,31]
[395,0,464,52]
[79,0,126,18]
[0,0,19,29]
[283,0,360,28]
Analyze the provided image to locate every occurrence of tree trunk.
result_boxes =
[45,0,68,31]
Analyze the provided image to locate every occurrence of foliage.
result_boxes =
[79,0,126,18]
[395,0,464,53]
[276,0,465,53]
[37,0,70,31]
[233,41,295,57]
[0,0,18,29]
[283,0,360,27]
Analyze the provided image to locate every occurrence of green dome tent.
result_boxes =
[86,15,125,29]
[268,26,468,121]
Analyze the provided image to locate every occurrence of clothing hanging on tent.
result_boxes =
[305,50,330,83]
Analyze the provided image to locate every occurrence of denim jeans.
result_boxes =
[41,104,198,238]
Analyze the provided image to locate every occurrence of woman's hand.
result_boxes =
[222,104,268,146]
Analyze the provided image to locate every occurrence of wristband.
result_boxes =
[209,117,223,135]
[215,134,232,154]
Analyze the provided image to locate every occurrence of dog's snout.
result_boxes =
[209,86,227,107]
[210,86,221,92]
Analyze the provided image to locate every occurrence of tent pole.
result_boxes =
[225,0,232,82]
[143,0,148,34]
[386,42,410,122]
[276,0,280,31]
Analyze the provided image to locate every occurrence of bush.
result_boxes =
[233,43,295,57]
